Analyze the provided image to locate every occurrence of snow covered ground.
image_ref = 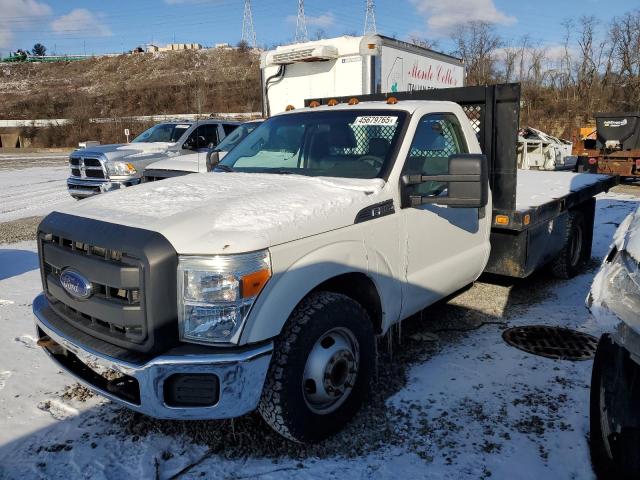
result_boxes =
[0,166,76,223]
[0,190,638,479]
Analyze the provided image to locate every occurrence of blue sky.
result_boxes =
[0,0,636,56]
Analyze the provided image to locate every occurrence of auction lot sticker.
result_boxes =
[354,116,398,126]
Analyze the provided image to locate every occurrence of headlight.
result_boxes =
[106,161,137,176]
[177,250,271,344]
[600,251,640,328]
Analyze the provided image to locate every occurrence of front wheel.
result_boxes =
[590,335,640,479]
[258,291,375,443]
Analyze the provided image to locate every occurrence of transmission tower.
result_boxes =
[364,0,377,35]
[295,0,308,43]
[241,0,257,48]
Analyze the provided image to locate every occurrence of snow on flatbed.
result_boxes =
[1,191,639,479]
[516,171,612,211]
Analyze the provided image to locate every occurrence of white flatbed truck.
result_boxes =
[33,84,615,443]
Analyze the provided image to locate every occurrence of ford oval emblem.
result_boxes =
[59,269,93,300]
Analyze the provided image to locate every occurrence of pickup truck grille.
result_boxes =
[69,156,106,179]
[38,213,179,354]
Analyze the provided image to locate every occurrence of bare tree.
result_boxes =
[609,9,640,109]
[408,35,439,51]
[452,21,502,85]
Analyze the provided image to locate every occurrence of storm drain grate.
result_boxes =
[502,326,599,361]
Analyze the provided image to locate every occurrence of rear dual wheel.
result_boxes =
[258,291,375,443]
[551,210,588,279]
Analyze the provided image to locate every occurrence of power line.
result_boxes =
[295,0,308,43]
[364,0,376,35]
[241,0,257,47]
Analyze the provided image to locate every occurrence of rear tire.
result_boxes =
[590,335,640,479]
[258,291,375,443]
[551,210,587,279]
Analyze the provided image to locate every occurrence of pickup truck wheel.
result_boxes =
[551,210,586,279]
[258,291,375,443]
[590,335,640,480]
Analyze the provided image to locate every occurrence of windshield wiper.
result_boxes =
[215,164,234,172]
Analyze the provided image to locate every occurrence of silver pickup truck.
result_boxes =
[67,120,239,199]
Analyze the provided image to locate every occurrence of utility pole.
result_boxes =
[241,0,257,48]
[295,0,308,43]
[364,0,377,35]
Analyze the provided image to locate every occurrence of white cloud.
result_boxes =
[0,0,52,49]
[51,8,112,37]
[411,0,516,36]
[286,12,335,29]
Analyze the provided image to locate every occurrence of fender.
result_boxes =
[240,239,398,344]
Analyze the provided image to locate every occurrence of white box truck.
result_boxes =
[261,35,464,116]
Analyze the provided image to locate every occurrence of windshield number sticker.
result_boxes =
[176,124,191,129]
[354,116,398,126]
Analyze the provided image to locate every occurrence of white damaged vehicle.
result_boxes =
[142,120,263,182]
[587,205,640,479]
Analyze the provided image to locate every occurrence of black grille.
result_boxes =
[38,212,179,355]
[69,156,106,179]
[41,234,146,344]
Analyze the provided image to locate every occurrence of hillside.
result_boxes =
[0,49,261,120]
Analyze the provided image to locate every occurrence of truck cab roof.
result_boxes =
[276,100,462,116]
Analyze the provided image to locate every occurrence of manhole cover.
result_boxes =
[502,326,598,361]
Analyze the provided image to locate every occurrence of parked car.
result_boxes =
[143,120,263,181]
[33,85,615,443]
[587,205,640,480]
[67,120,239,198]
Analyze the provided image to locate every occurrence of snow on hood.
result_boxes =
[57,173,385,254]
[75,142,176,162]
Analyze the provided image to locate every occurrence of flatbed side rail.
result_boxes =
[492,175,618,232]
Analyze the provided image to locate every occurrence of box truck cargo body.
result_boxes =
[261,35,464,116]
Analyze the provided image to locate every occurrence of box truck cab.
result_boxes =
[261,35,464,116]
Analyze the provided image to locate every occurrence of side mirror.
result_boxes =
[206,151,220,171]
[401,154,488,209]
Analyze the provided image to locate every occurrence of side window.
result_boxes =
[403,113,468,197]
[186,124,219,149]
[223,124,238,135]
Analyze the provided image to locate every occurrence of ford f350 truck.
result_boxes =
[33,84,616,443]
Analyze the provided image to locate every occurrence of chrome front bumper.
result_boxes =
[67,177,141,198]
[33,294,272,420]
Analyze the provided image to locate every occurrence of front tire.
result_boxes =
[590,335,640,479]
[258,291,375,443]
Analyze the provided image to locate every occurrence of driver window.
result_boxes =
[404,113,467,197]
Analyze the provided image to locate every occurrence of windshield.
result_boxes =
[132,123,191,143]
[219,111,405,179]
[215,122,261,152]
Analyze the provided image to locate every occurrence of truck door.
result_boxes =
[399,112,491,317]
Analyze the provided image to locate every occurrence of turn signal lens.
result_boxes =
[588,157,598,165]
[241,269,271,298]
[523,214,531,225]
[495,215,509,225]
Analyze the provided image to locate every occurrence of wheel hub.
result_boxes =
[303,327,359,414]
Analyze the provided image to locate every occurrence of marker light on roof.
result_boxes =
[285,105,295,111]
[327,99,339,106]
[309,101,320,108]
[386,97,398,105]
[348,97,360,105]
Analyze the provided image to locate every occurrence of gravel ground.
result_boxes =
[0,216,43,244]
